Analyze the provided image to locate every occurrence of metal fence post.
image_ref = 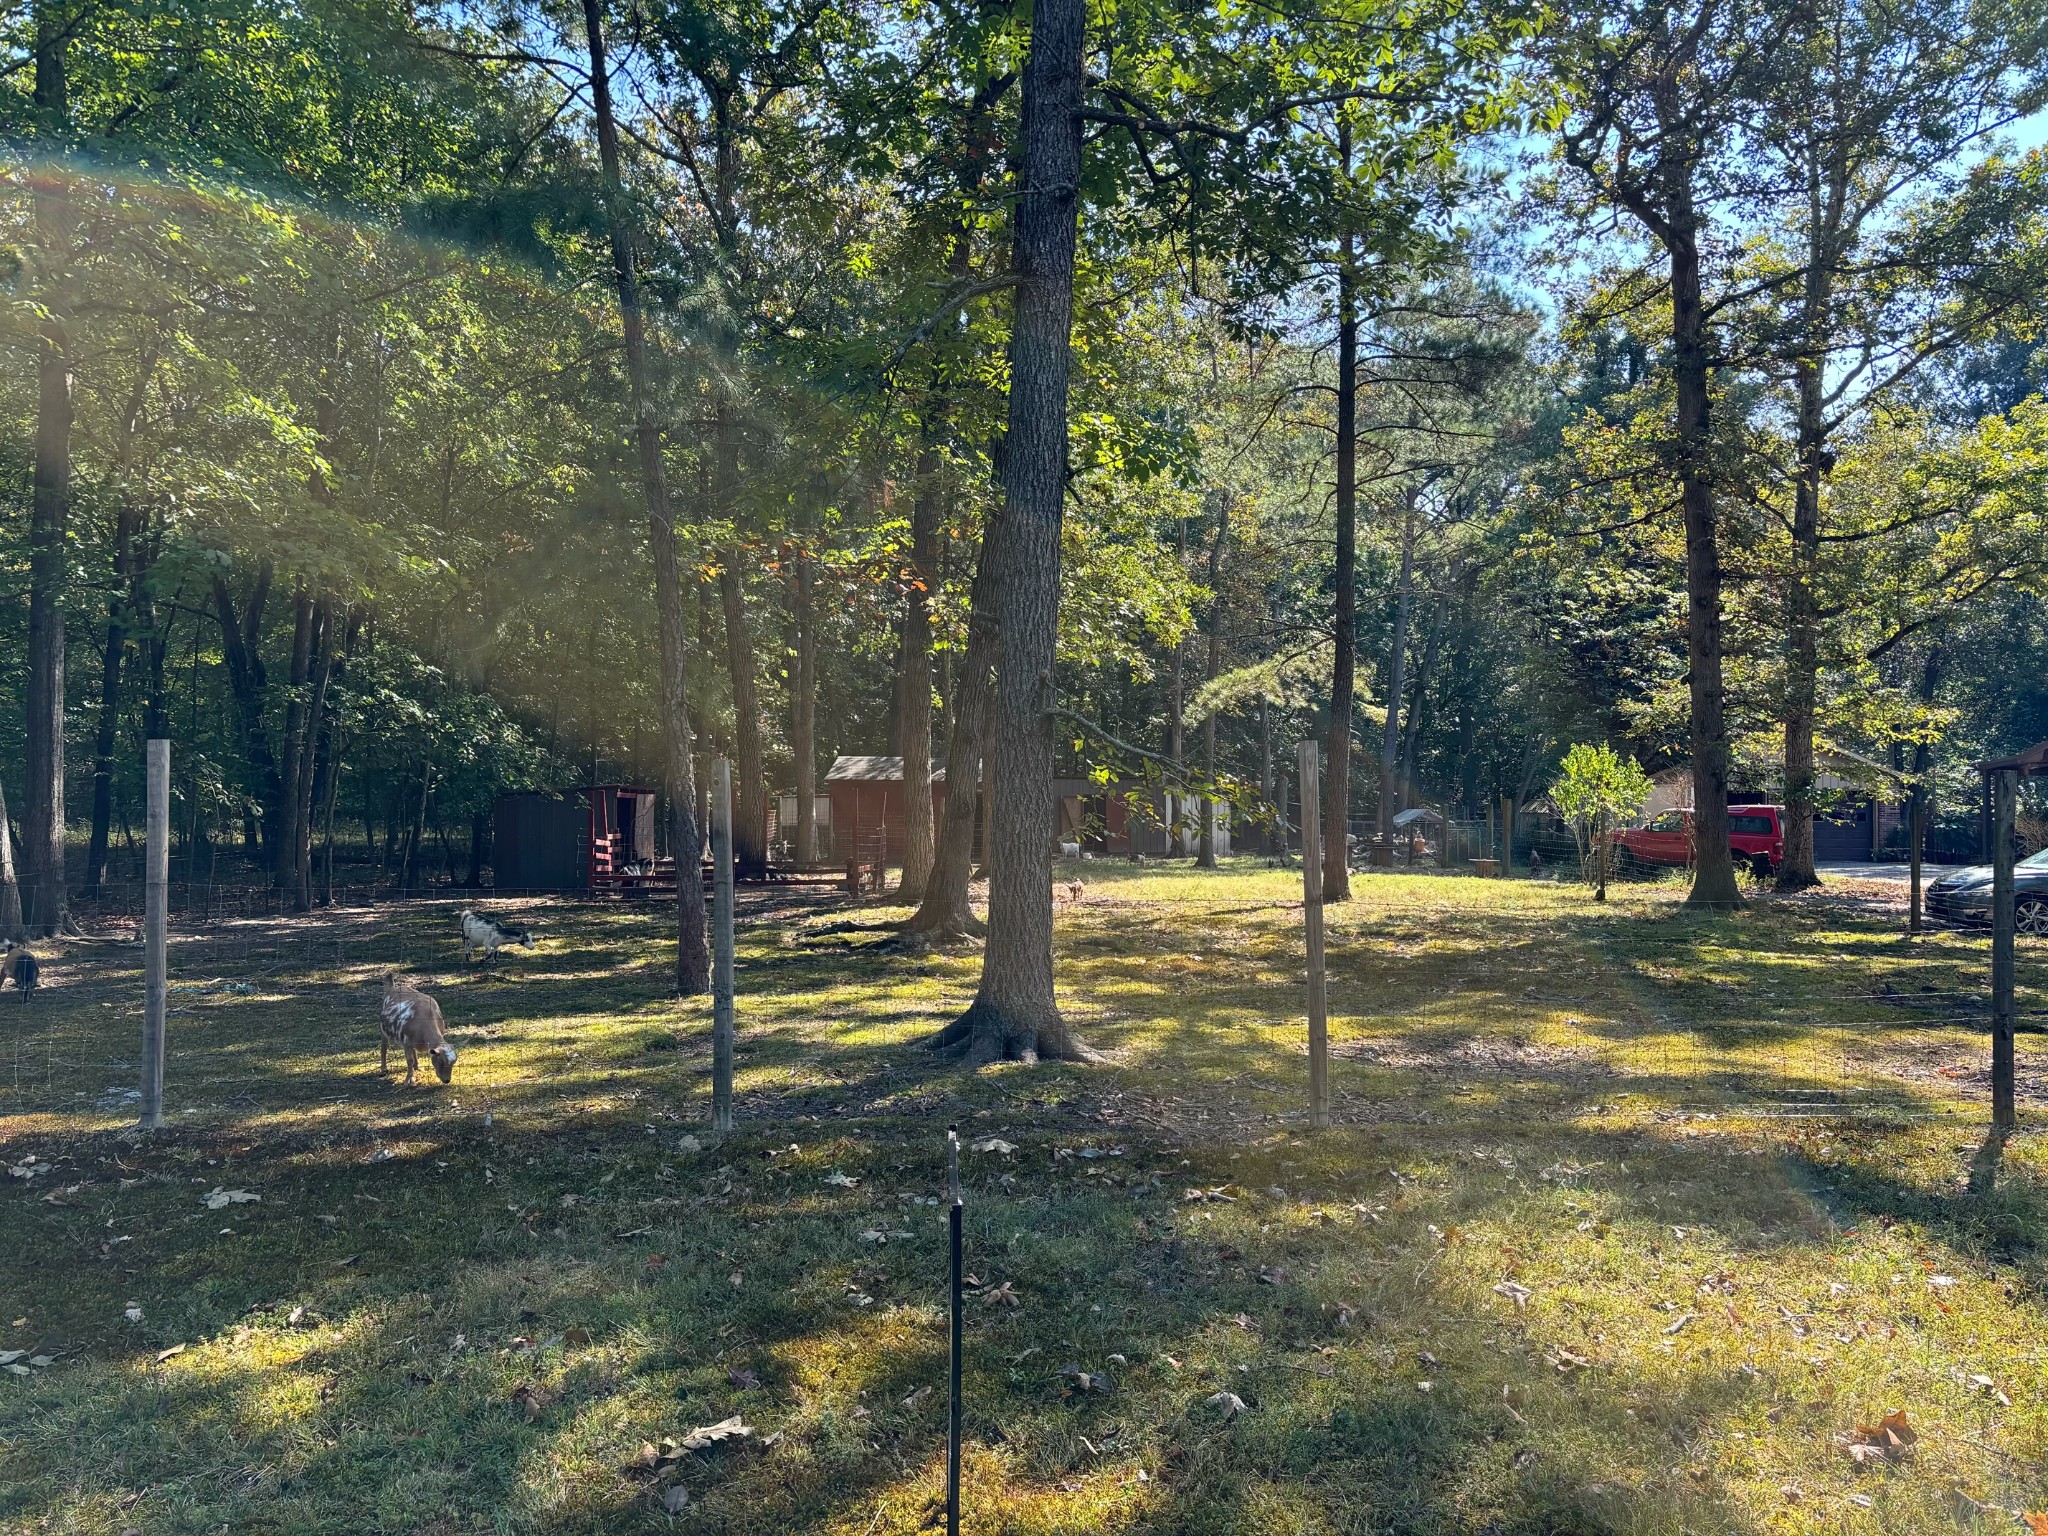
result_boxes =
[1298,742,1330,1130]
[141,738,169,1131]
[712,757,735,1134]
[1992,766,2017,1130]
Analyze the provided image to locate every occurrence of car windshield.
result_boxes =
[2024,847,2048,869]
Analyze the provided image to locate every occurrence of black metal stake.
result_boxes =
[947,1126,964,1536]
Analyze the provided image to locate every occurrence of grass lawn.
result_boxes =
[5,861,2048,1534]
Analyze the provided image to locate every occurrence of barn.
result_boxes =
[492,785,675,895]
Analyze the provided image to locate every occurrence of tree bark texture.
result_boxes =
[908,508,998,937]
[1670,216,1743,906]
[0,772,23,941]
[1324,208,1358,902]
[932,0,1089,1063]
[582,0,709,992]
[896,442,941,898]
[791,535,818,867]
[1378,497,1416,846]
[86,502,142,892]
[1197,496,1229,868]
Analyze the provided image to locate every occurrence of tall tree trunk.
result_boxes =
[718,553,768,877]
[86,502,142,892]
[1197,496,1229,869]
[1324,176,1357,903]
[1399,591,1447,787]
[1670,219,1742,906]
[930,0,1088,1063]
[907,507,999,937]
[1258,694,1274,856]
[275,582,314,889]
[309,607,360,905]
[213,561,279,857]
[0,773,23,941]
[1378,496,1417,845]
[1776,307,1831,890]
[581,0,709,993]
[791,527,818,866]
[896,444,941,898]
[292,600,336,910]
[1167,518,1187,855]
[24,32,71,934]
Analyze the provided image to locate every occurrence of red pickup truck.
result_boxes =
[1609,805,1785,879]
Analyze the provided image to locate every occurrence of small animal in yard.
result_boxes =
[459,908,533,964]
[378,974,457,1086]
[1057,880,1086,906]
[1528,849,1544,879]
[10,948,38,1002]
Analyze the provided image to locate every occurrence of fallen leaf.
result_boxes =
[727,1366,760,1390]
[678,1415,753,1452]
[823,1171,860,1188]
[123,1303,143,1324]
[1059,1364,1113,1395]
[2022,1514,2048,1535]
[660,1484,691,1513]
[511,1384,548,1422]
[1205,1390,1247,1421]
[1663,1312,1699,1336]
[1493,1281,1532,1308]
[1845,1408,1917,1466]
[1257,1266,1289,1286]
[0,1350,20,1365]
[563,1327,591,1347]
[1323,1302,1357,1329]
[969,1137,1017,1155]
[200,1188,260,1211]
[981,1281,1020,1308]
[901,1385,932,1409]
[155,1344,186,1363]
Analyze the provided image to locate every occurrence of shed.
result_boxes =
[824,756,948,868]
[493,786,670,894]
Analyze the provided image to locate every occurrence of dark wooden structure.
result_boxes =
[493,785,675,896]
[824,756,950,870]
[1973,740,2048,1130]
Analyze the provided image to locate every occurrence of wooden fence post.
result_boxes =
[141,738,169,1131]
[1298,742,1330,1130]
[1992,766,2017,1130]
[712,756,736,1134]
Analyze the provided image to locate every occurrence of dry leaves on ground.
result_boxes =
[1205,1391,1247,1421]
[1845,1409,1917,1467]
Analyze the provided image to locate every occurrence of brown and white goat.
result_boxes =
[378,974,458,1086]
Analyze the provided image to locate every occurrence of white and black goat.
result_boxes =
[458,908,534,964]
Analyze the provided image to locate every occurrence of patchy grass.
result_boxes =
[5,863,2048,1534]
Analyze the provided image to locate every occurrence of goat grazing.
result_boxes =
[8,947,37,1002]
[378,974,457,1086]
[459,908,533,964]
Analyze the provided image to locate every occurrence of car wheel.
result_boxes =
[2018,896,2048,938]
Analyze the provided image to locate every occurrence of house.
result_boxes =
[492,785,675,895]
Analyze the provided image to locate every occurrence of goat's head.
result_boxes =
[430,1044,458,1084]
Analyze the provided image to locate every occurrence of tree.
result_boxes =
[929,0,1091,1062]
[1546,0,1775,907]
[1550,741,1653,900]
[1737,0,2048,889]
[580,0,710,994]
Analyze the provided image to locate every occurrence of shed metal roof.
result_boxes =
[825,755,946,784]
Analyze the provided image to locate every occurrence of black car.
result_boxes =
[1925,848,2048,935]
